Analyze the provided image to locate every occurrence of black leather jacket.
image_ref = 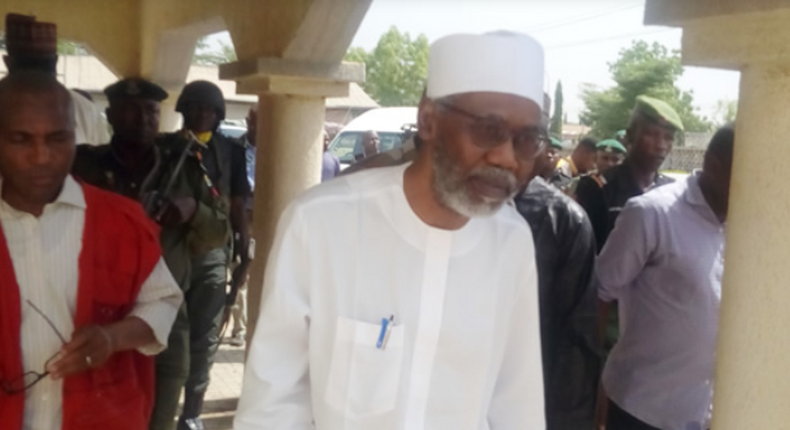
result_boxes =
[515,177,602,430]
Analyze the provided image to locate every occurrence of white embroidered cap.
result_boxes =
[426,31,545,107]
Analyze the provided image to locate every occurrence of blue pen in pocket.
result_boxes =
[376,315,394,349]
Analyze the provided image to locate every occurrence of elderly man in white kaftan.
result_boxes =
[235,32,548,430]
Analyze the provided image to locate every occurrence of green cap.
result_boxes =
[615,129,626,139]
[104,78,168,102]
[549,137,563,150]
[596,139,627,154]
[634,95,684,131]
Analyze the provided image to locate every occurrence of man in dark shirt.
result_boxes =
[163,81,251,430]
[71,78,230,430]
[576,95,682,252]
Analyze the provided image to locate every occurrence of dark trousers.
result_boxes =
[184,248,228,395]
[149,303,190,430]
[607,399,660,430]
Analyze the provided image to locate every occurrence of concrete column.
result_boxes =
[712,64,790,429]
[639,4,790,425]
[158,89,183,133]
[246,93,326,337]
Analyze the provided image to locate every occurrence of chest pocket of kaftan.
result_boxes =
[325,316,405,420]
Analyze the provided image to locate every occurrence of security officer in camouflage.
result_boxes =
[161,81,251,430]
[70,78,230,430]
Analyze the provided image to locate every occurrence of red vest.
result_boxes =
[0,183,162,430]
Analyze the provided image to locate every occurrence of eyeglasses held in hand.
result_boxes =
[1,301,66,395]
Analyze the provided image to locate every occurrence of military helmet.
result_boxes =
[176,80,226,121]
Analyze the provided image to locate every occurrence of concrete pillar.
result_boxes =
[219,56,364,344]
[712,64,790,429]
[159,88,183,133]
[640,3,790,425]
[246,93,326,334]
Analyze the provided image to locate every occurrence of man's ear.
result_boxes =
[418,97,439,144]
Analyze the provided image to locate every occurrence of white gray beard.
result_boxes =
[430,141,516,218]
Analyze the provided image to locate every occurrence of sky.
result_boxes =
[212,0,741,124]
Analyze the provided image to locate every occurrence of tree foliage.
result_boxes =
[0,34,86,55]
[57,40,88,56]
[580,41,711,139]
[714,99,738,126]
[193,36,237,65]
[550,81,564,136]
[345,26,429,107]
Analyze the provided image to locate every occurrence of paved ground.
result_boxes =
[201,341,246,430]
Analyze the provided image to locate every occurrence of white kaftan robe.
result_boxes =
[235,164,545,430]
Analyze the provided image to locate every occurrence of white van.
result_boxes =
[328,107,418,166]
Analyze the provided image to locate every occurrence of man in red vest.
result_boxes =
[0,72,183,430]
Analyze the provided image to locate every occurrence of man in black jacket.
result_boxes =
[515,149,601,430]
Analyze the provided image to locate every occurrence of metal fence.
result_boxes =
[661,147,705,173]
[559,146,705,174]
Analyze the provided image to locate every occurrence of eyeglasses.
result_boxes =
[438,102,548,160]
[1,301,66,395]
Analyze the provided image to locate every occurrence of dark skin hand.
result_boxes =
[47,317,155,379]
